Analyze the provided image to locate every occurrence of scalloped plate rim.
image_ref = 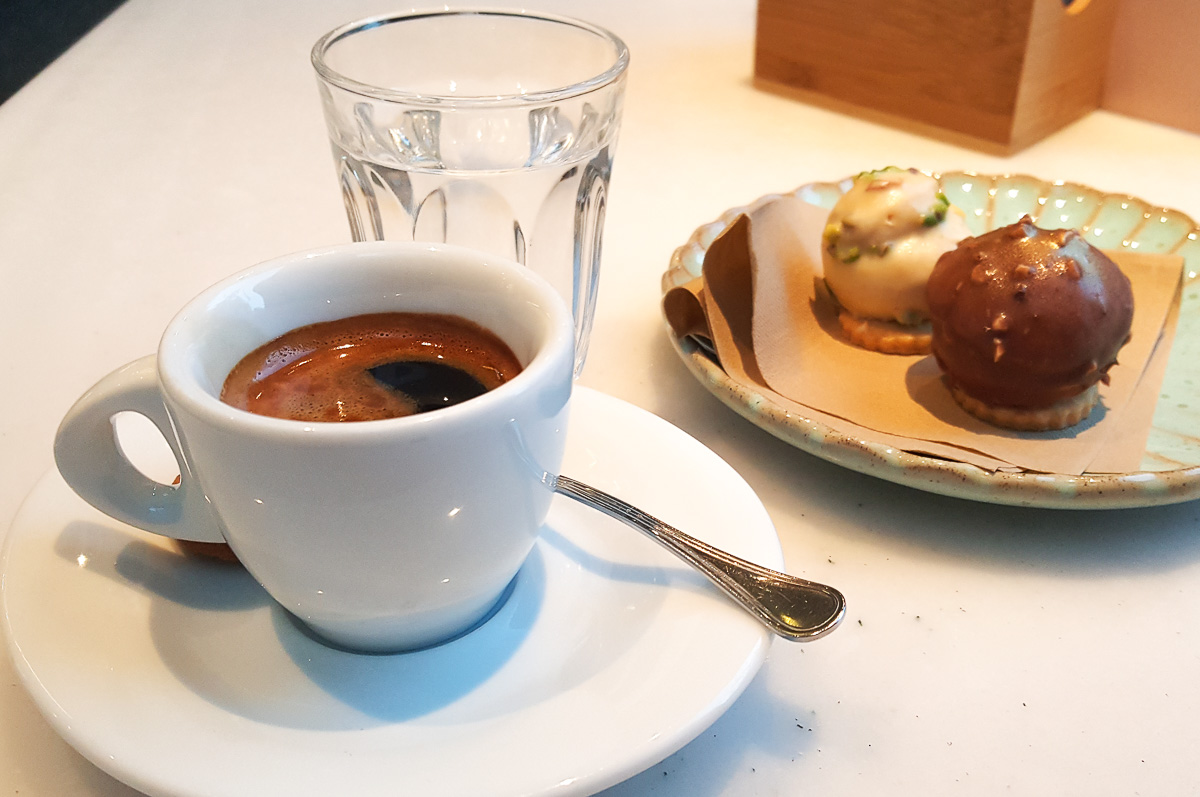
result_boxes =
[662,172,1200,509]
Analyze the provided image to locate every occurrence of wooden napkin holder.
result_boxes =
[753,0,1118,154]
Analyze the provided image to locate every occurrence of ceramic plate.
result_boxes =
[662,172,1200,508]
[1,387,778,797]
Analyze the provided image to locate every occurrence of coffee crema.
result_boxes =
[220,312,522,422]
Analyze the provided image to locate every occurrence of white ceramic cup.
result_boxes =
[54,242,574,652]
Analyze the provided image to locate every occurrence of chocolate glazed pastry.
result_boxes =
[925,216,1134,431]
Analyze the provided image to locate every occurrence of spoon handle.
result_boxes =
[553,476,846,641]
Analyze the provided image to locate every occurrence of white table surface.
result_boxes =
[4,1,1200,794]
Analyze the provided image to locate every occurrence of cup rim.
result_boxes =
[310,7,630,107]
[157,241,574,437]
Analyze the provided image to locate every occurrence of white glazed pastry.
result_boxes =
[821,167,970,353]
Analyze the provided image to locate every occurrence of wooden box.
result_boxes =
[754,0,1119,154]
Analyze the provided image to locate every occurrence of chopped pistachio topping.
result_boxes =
[823,222,842,247]
[922,192,951,227]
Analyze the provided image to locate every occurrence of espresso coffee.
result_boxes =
[220,312,522,421]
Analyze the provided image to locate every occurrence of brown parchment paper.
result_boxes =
[664,196,1185,475]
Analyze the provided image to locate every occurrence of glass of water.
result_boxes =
[312,9,629,374]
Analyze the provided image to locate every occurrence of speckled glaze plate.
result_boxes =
[662,172,1200,509]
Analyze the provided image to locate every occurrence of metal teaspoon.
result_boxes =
[553,476,846,641]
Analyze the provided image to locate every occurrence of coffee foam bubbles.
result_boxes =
[220,313,522,422]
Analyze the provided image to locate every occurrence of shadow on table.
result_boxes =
[598,663,813,796]
[0,0,126,105]
[644,329,1200,578]
[779,461,1200,578]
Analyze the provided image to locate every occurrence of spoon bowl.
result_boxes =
[554,476,846,640]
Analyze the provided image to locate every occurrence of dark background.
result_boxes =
[1,0,127,104]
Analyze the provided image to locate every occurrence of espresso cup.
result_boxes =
[54,242,574,652]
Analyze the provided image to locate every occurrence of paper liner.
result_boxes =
[664,196,1185,475]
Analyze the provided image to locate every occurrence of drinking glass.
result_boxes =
[312,9,629,374]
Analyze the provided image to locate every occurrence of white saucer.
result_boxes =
[2,387,780,797]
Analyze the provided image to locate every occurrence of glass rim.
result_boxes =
[311,8,630,107]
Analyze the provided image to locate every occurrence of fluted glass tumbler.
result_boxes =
[312,10,629,374]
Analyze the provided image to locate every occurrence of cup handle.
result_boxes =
[53,355,226,543]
